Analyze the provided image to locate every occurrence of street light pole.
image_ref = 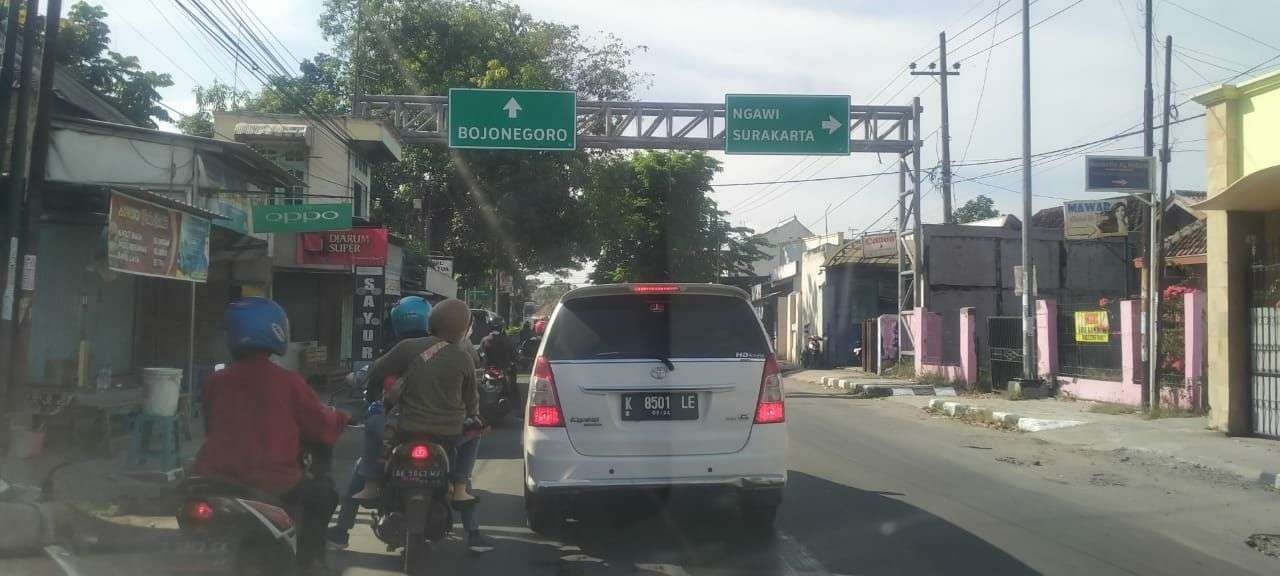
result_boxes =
[1020,0,1037,383]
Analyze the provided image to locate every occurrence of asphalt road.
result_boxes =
[327,376,1280,576]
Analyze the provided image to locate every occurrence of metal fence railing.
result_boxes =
[1058,299,1124,381]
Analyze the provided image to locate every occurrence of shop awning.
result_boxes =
[113,188,225,221]
[1194,163,1280,211]
[233,121,313,144]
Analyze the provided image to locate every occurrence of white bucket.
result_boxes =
[7,423,44,459]
[142,367,184,416]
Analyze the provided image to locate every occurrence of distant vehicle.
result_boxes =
[522,301,537,321]
[469,308,503,346]
[522,283,786,537]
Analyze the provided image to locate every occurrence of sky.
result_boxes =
[91,0,1280,284]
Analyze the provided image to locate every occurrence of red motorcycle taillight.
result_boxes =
[410,444,430,460]
[185,500,215,522]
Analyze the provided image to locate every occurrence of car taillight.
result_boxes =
[529,356,564,427]
[630,283,681,294]
[486,367,505,378]
[184,500,215,522]
[754,354,785,424]
[410,444,430,460]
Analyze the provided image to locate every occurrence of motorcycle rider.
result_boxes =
[194,297,350,573]
[327,296,431,550]
[352,298,493,552]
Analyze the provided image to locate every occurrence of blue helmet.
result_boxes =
[224,297,290,356]
[391,296,431,338]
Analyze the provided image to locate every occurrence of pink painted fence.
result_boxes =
[1053,291,1206,408]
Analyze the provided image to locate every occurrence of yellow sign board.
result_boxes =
[1074,310,1110,343]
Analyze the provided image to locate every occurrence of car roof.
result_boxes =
[559,283,750,303]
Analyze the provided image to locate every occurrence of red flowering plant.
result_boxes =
[1158,284,1198,382]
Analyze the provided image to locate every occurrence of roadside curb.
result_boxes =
[819,376,955,397]
[924,399,1086,433]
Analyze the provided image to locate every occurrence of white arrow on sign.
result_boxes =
[503,97,522,119]
[1112,179,1129,186]
[820,115,842,135]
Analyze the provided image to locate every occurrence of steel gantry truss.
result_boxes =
[358,94,925,361]
[358,95,918,155]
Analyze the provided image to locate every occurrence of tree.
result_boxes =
[9,1,177,128]
[245,53,348,115]
[317,0,646,287]
[583,151,767,284]
[954,194,999,224]
[534,279,573,309]
[176,81,251,137]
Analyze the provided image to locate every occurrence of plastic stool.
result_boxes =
[127,413,181,472]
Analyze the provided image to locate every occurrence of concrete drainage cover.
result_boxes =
[1246,534,1280,558]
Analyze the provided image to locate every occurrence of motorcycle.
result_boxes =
[479,365,515,423]
[176,477,299,575]
[517,335,541,371]
[803,336,824,369]
[364,438,454,575]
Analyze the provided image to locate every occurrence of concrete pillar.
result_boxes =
[1036,299,1057,381]
[1120,300,1141,388]
[1206,211,1254,434]
[910,309,925,374]
[878,314,898,372]
[959,307,977,385]
[1185,290,1206,407]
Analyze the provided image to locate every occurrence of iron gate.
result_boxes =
[1249,262,1280,438]
[988,316,1023,390]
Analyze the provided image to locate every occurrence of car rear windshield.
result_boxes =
[544,293,769,360]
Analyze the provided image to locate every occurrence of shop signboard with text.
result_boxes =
[107,192,210,282]
[253,203,353,233]
[352,266,385,371]
[1074,310,1110,343]
[297,228,388,266]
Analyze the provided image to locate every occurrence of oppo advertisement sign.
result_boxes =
[252,203,354,233]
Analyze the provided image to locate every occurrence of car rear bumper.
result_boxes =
[524,424,786,494]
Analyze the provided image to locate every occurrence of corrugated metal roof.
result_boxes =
[824,239,896,268]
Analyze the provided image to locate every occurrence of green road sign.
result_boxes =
[252,203,353,233]
[724,94,851,155]
[449,88,576,151]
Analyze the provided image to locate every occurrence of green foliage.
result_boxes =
[246,53,348,115]
[954,194,999,224]
[583,151,767,284]
[175,82,252,138]
[317,0,648,287]
[534,279,573,309]
[5,1,177,128]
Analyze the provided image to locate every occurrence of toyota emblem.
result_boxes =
[650,366,669,380]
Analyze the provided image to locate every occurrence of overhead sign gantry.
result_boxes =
[359,90,927,363]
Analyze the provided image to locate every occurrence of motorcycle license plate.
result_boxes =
[621,392,698,421]
[392,467,445,484]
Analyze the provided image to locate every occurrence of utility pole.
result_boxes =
[0,0,25,406]
[11,0,63,399]
[1020,0,1037,383]
[3,0,39,402]
[1150,35,1173,410]
[1142,0,1156,408]
[909,32,961,223]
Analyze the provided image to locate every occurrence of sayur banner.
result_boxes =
[107,192,210,282]
[1074,310,1110,343]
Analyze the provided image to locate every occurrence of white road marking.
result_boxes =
[776,531,834,576]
